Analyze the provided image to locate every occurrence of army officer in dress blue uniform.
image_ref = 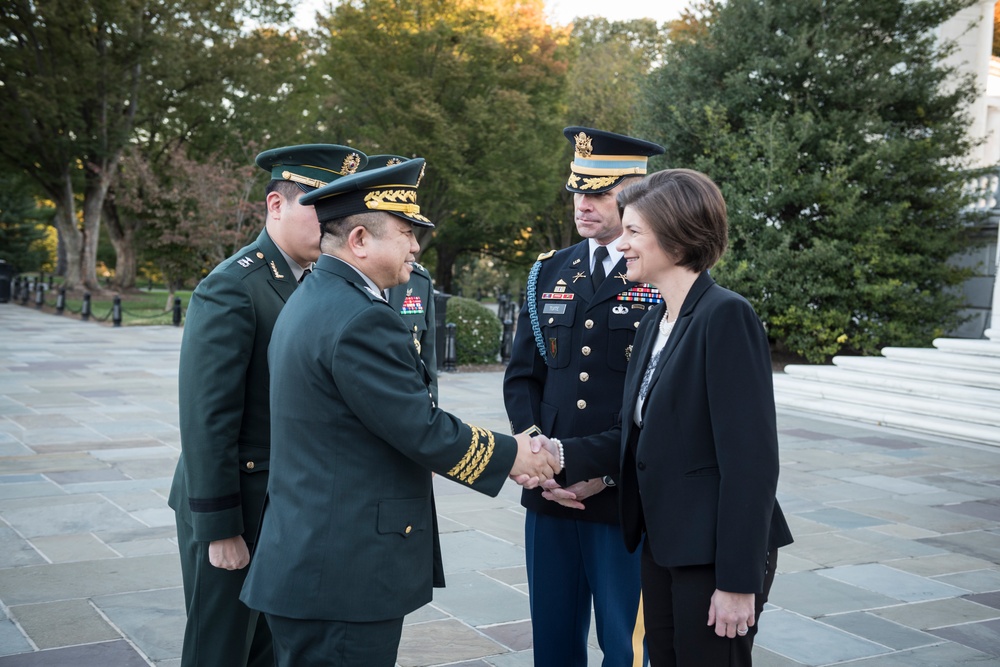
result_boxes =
[504,127,664,667]
[368,155,439,403]
[240,158,560,667]
[169,144,367,667]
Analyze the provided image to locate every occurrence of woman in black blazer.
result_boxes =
[542,169,793,666]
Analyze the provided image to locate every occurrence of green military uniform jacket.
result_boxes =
[240,254,517,622]
[388,262,437,404]
[169,228,296,544]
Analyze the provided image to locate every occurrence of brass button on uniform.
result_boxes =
[405,525,413,535]
[634,321,640,328]
[580,372,589,382]
[256,252,264,259]
[548,317,554,324]
[585,319,594,329]
[577,399,587,409]
[582,346,591,356]
[246,461,255,470]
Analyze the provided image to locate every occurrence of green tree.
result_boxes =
[529,17,668,257]
[0,174,56,273]
[643,0,985,362]
[310,0,570,292]
[112,145,262,293]
[103,24,308,289]
[0,0,294,291]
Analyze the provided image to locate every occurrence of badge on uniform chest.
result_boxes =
[543,303,567,314]
[400,293,424,314]
[617,283,663,303]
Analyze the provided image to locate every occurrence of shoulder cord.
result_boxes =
[526,259,547,362]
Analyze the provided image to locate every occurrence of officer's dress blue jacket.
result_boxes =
[504,240,658,524]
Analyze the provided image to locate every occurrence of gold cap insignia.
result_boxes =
[342,153,362,175]
[386,157,403,166]
[416,163,427,188]
[574,132,593,158]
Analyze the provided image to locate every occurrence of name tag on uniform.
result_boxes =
[543,303,567,314]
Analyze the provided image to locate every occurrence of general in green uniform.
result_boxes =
[240,158,558,667]
[367,155,439,404]
[168,144,367,667]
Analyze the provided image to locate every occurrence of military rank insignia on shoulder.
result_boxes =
[536,250,556,261]
[236,251,264,270]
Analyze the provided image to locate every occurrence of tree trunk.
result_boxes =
[104,199,137,289]
[435,243,458,295]
[78,152,124,292]
[51,169,84,289]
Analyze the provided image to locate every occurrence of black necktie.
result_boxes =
[298,268,311,284]
[592,246,608,289]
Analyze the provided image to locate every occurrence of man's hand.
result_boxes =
[509,432,559,488]
[541,477,606,510]
[707,589,756,638]
[208,535,250,570]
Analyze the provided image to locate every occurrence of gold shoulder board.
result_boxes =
[536,250,556,261]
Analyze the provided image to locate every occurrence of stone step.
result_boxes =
[831,356,1000,390]
[879,347,1000,372]
[932,338,1000,357]
[782,365,1000,408]
[773,375,1000,428]
[773,390,1000,447]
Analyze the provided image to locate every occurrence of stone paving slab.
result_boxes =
[2,304,1000,665]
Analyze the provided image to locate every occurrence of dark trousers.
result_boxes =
[175,514,273,667]
[641,544,777,667]
[525,509,647,667]
[265,613,403,667]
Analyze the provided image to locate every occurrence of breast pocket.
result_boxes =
[606,303,645,372]
[540,301,576,369]
[400,312,428,337]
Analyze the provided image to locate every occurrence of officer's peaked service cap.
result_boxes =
[300,157,433,228]
[564,126,665,194]
[255,144,368,193]
[364,154,410,170]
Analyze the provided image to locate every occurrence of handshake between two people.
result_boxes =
[508,432,563,489]
[509,432,605,510]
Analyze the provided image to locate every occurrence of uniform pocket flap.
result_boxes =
[238,448,269,474]
[377,498,428,537]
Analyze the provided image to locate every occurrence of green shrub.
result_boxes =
[445,296,502,365]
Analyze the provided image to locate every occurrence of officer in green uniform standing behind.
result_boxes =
[369,155,439,404]
[168,144,368,667]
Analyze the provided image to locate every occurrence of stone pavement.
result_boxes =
[0,303,999,666]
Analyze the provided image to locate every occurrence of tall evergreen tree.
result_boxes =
[643,0,986,362]
[0,175,55,274]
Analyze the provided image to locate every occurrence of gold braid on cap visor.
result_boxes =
[364,188,430,223]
